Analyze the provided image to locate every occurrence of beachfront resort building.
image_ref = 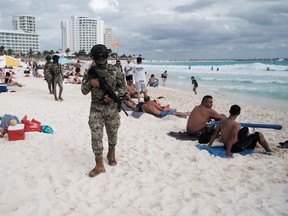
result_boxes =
[61,16,112,54]
[0,15,39,55]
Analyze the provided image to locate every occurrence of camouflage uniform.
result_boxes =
[48,62,64,101]
[81,62,126,156]
[43,60,54,94]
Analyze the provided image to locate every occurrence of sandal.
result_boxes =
[278,140,288,148]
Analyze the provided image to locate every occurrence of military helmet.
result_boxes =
[45,55,51,60]
[90,44,109,60]
[52,55,60,61]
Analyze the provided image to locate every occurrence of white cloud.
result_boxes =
[0,0,287,59]
[89,0,119,13]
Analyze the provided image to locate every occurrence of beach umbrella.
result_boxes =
[58,57,75,65]
[0,55,26,68]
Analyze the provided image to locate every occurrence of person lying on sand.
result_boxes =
[67,75,82,84]
[139,96,190,118]
[122,92,138,110]
[208,104,272,157]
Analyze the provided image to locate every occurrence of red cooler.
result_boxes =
[8,124,25,141]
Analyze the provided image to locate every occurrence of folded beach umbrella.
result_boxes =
[0,55,25,68]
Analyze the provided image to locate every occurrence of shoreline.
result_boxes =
[157,81,288,112]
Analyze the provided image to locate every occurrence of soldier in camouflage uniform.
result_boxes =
[81,44,126,177]
[49,55,64,101]
[43,55,54,94]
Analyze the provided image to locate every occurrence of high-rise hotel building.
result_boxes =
[61,16,112,54]
[0,15,39,55]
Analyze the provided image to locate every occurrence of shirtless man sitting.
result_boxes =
[140,97,190,118]
[147,74,159,87]
[126,80,138,98]
[186,95,226,136]
[208,104,272,157]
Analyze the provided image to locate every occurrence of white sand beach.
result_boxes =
[0,69,287,216]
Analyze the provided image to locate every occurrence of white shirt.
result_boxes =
[124,62,134,76]
[133,64,147,83]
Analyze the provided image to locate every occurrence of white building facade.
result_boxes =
[104,27,113,50]
[0,15,39,55]
[61,16,111,54]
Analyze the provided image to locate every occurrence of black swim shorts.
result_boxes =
[126,75,133,81]
[231,127,259,152]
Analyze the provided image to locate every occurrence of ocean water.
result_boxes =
[141,60,288,111]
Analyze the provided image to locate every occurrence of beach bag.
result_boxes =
[41,125,54,134]
[21,115,42,132]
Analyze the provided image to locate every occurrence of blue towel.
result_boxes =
[195,144,272,158]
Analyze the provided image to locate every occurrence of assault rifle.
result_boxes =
[88,67,128,116]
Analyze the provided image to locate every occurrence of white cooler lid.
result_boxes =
[8,124,25,131]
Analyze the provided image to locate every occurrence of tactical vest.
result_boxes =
[49,63,62,76]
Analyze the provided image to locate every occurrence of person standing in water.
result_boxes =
[191,76,198,95]
[161,70,168,85]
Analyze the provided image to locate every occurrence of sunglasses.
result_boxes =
[94,53,109,60]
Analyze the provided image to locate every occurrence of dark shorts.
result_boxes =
[189,126,209,138]
[75,68,80,73]
[230,127,259,152]
[149,81,159,87]
[189,126,214,144]
[159,110,175,118]
[126,75,133,81]
[135,102,144,112]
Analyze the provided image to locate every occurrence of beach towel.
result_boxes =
[195,144,272,158]
[131,111,145,119]
[167,131,198,141]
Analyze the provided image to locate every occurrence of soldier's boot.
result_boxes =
[58,89,63,101]
[107,147,117,166]
[89,155,106,177]
[48,85,52,94]
[53,90,58,101]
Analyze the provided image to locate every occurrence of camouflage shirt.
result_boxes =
[81,62,126,111]
[48,62,63,78]
[43,61,52,79]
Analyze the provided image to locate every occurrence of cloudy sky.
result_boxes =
[0,0,287,60]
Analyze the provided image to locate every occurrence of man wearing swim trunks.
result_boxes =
[141,97,189,118]
[186,95,226,135]
[208,104,272,157]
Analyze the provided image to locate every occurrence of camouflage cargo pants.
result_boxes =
[89,108,120,156]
